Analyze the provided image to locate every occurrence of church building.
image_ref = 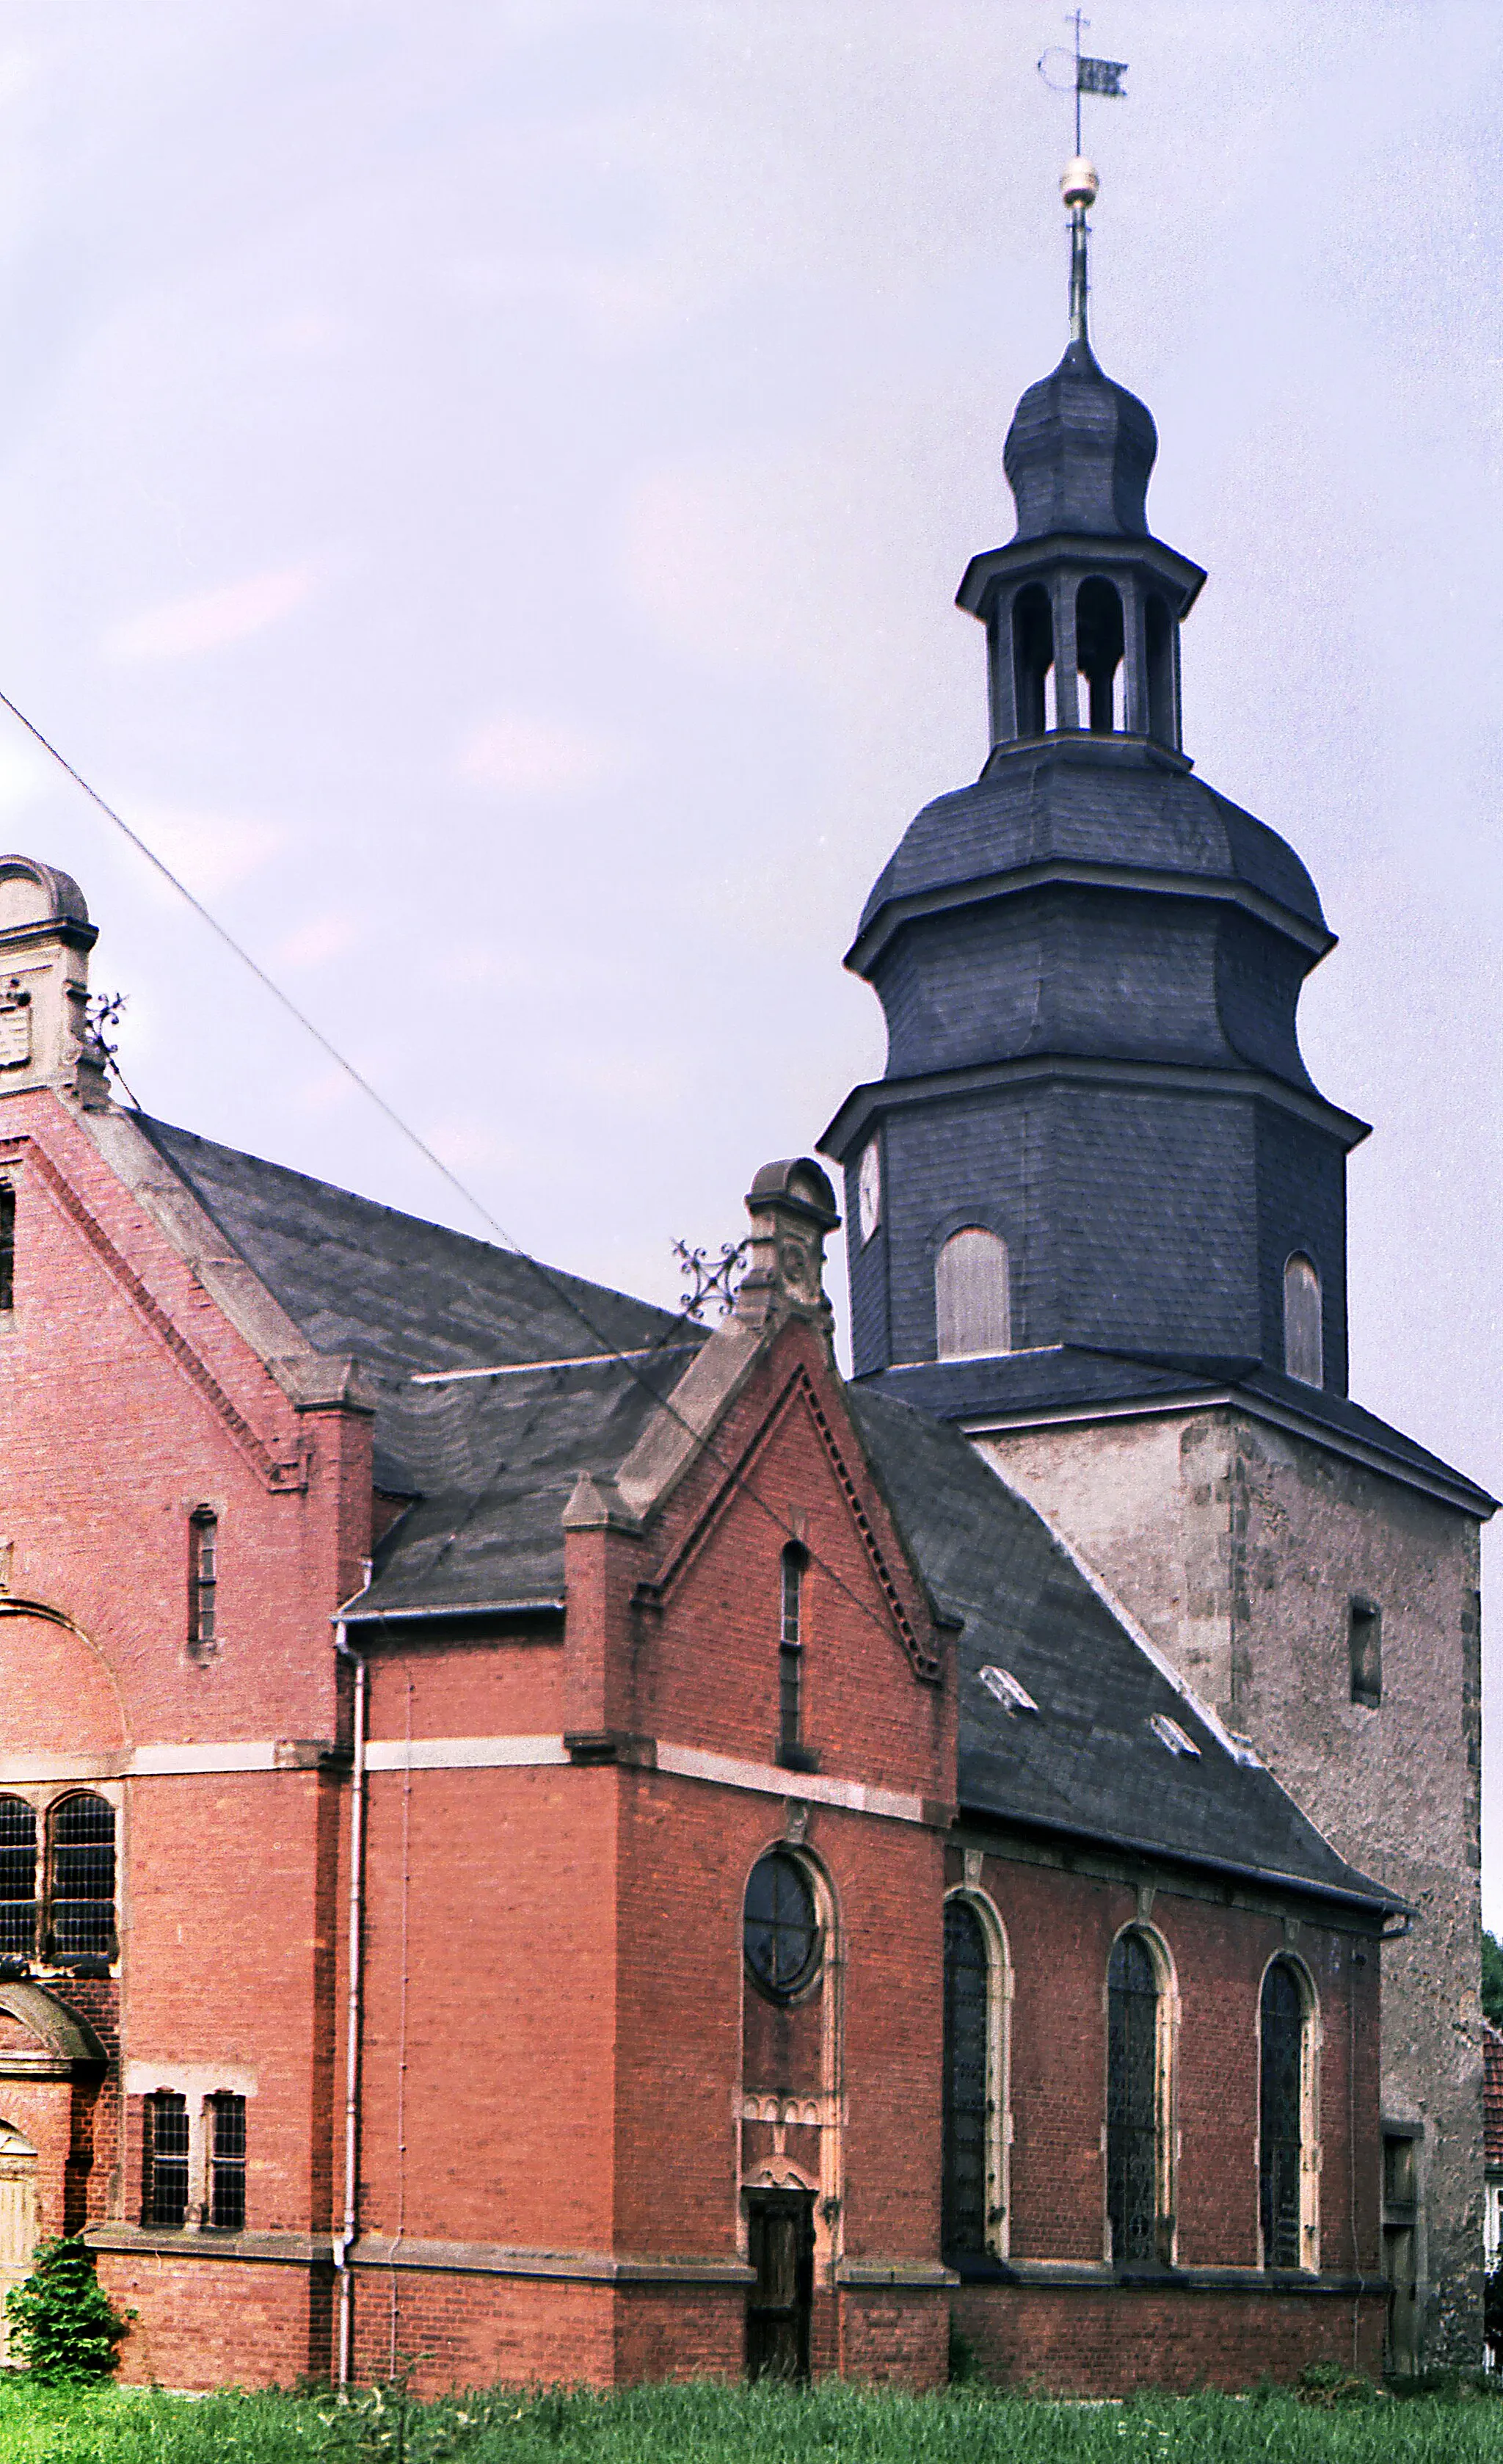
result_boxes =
[0,159,1485,2392]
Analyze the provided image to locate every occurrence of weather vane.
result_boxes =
[1036,13,1128,346]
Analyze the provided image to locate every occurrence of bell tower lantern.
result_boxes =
[820,164,1369,1404]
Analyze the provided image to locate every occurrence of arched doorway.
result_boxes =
[0,2123,37,2361]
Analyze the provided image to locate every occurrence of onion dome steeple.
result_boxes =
[820,164,1370,1414]
[1003,159,1158,544]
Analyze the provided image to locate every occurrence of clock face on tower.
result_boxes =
[857,1138,881,1244]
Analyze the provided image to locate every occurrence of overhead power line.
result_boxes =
[0,686,927,1671]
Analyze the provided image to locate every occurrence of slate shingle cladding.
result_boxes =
[822,336,1373,1411]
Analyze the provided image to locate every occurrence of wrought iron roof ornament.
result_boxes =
[84,989,127,1075]
[672,1236,749,1323]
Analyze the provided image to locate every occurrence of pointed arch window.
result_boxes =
[1107,1930,1171,2267]
[1283,1254,1322,1387]
[942,1894,1010,2263]
[1260,1959,1317,2269]
[936,1228,1011,1362]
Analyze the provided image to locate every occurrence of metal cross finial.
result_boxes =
[1038,15,1127,347]
[1068,7,1088,153]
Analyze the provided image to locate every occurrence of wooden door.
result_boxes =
[0,2126,37,2364]
[746,2190,813,2383]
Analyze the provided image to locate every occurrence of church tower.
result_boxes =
[822,160,1492,2369]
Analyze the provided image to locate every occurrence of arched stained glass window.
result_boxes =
[936,1228,1011,1362]
[48,1794,115,1963]
[743,1850,820,2002]
[1260,1961,1308,2269]
[1283,1254,1322,1387]
[0,1798,35,1959]
[1107,1932,1161,2266]
[942,1899,991,2258]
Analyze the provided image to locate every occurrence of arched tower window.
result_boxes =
[1011,584,1055,737]
[1283,1254,1322,1387]
[1075,577,1125,733]
[1260,1959,1317,2269]
[47,1793,115,1963]
[1145,592,1176,745]
[942,1893,1010,2262]
[1106,1930,1169,2267]
[0,1798,35,1958]
[936,1228,1011,1362]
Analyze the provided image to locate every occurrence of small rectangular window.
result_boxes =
[0,1185,12,1314]
[776,1546,816,1772]
[208,2093,246,2231]
[142,2093,189,2228]
[189,1510,218,1654]
[1349,1599,1381,1709]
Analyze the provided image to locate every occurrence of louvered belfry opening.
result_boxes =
[1074,575,1124,733]
[942,1897,989,2259]
[1106,1932,1160,2265]
[1011,583,1055,737]
[1260,1962,1305,2268]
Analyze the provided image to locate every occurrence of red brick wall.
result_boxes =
[0,1102,1391,2399]
[960,1842,1381,2276]
[99,2253,329,2390]
[952,2282,1386,2394]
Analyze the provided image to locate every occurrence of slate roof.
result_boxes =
[1002,338,1157,542]
[141,1118,683,1385]
[853,744,1329,956]
[862,1346,1497,1518]
[848,1385,1400,1914]
[137,1116,705,1591]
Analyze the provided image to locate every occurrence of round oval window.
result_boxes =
[743,1849,821,2000]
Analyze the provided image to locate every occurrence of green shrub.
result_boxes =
[4,2234,133,2383]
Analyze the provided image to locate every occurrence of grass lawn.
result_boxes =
[0,2378,1499,2464]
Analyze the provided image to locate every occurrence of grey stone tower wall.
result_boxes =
[973,1408,1484,2367]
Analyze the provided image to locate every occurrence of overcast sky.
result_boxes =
[0,3,1498,1906]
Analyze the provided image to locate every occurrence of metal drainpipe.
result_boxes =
[332,1618,367,2390]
